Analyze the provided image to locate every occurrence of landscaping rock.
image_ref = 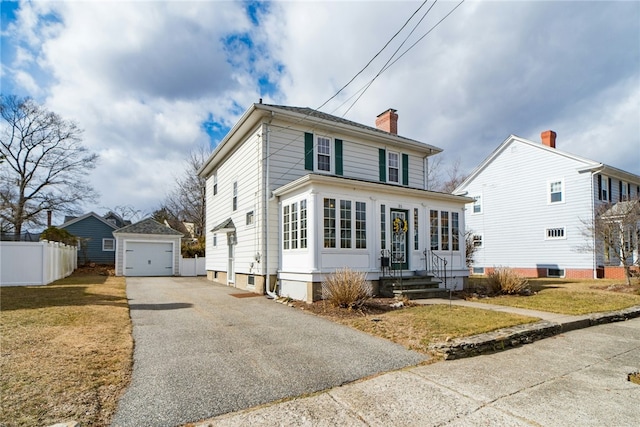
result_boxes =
[429,305,640,360]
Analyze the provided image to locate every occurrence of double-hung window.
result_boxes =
[388,152,400,183]
[283,200,307,250]
[340,200,352,249]
[440,211,449,250]
[212,173,218,196]
[283,205,290,250]
[300,200,307,249]
[324,198,336,248]
[317,137,331,172]
[472,195,482,214]
[549,179,563,203]
[452,212,460,251]
[232,181,238,211]
[291,203,298,249]
[356,202,367,249]
[600,175,610,201]
[102,238,115,251]
[430,210,438,250]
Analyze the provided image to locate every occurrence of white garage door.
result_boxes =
[125,242,174,276]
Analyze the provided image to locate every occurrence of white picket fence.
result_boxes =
[180,255,206,277]
[0,240,77,286]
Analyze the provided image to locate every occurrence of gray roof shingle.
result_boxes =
[114,218,183,235]
[262,104,428,145]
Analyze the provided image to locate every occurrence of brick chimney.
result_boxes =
[375,108,398,135]
[541,130,557,148]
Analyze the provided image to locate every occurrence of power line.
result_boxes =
[339,0,440,117]
[316,0,430,113]
[340,0,465,117]
[266,1,436,163]
[266,1,466,183]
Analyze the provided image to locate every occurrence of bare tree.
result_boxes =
[428,156,468,193]
[465,229,479,268]
[102,205,145,224]
[0,95,98,238]
[161,145,209,238]
[582,198,640,285]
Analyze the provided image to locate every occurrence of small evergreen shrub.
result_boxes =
[486,267,530,295]
[322,267,372,309]
[40,226,77,246]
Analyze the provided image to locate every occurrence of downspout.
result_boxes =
[265,113,277,298]
[590,167,603,279]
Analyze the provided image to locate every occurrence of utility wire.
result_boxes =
[316,0,430,113]
[266,0,434,163]
[267,1,465,183]
[339,0,439,117]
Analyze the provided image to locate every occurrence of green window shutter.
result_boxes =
[402,153,409,185]
[304,132,314,171]
[335,139,343,176]
[378,148,386,182]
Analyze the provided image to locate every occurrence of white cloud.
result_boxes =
[2,0,638,223]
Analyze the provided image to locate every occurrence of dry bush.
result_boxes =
[322,267,372,309]
[487,267,530,295]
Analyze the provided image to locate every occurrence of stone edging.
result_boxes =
[428,305,640,360]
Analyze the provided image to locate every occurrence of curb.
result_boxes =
[428,305,640,360]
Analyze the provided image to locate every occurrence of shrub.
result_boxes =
[40,226,77,246]
[181,237,205,257]
[322,267,372,309]
[486,267,530,295]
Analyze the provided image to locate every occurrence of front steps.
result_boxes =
[379,272,449,299]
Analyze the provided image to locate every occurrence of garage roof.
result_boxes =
[113,218,183,235]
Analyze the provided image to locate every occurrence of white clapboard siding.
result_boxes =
[462,139,595,270]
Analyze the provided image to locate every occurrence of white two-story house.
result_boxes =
[454,131,640,280]
[198,103,472,302]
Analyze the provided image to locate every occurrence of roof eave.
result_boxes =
[274,173,474,204]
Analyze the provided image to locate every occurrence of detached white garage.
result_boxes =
[113,218,183,277]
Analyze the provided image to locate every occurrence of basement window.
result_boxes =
[472,267,485,275]
[547,268,565,278]
[248,275,255,287]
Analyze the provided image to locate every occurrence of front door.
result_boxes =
[227,232,235,285]
[390,209,409,270]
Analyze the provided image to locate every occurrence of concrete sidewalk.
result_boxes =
[197,318,640,426]
[415,298,640,359]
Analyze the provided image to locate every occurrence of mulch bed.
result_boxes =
[290,297,413,320]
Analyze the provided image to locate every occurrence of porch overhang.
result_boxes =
[211,218,236,233]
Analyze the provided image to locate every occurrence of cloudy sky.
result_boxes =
[1,0,639,223]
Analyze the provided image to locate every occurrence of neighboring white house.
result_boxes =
[454,131,640,280]
[198,103,472,302]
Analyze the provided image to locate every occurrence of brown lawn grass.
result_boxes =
[469,277,640,315]
[297,300,538,354]
[343,305,538,353]
[0,272,133,427]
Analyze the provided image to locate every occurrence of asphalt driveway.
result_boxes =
[112,277,427,427]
